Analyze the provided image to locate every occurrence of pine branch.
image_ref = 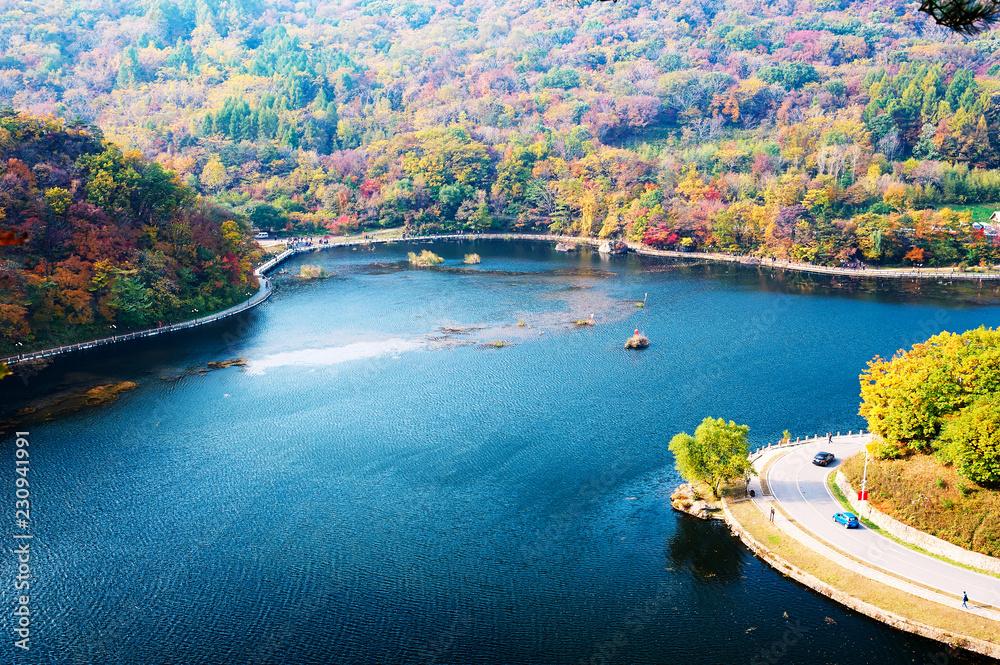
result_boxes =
[919,0,1000,35]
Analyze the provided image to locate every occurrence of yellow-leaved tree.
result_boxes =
[859,327,1000,482]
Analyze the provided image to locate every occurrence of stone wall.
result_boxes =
[720,499,1000,661]
[835,471,1000,576]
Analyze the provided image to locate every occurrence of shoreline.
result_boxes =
[4,232,1000,368]
[718,433,1000,661]
[721,497,1000,660]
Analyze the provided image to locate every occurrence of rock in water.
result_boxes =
[670,483,719,519]
[625,334,649,349]
[206,358,248,370]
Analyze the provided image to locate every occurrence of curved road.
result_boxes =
[767,439,1000,611]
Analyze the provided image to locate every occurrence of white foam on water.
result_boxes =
[248,338,424,373]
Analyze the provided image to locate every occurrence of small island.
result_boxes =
[408,250,445,266]
[625,330,649,349]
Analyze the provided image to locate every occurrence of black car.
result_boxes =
[812,451,835,466]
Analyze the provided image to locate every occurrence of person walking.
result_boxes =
[962,592,968,608]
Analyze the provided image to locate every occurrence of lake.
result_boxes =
[2,239,998,664]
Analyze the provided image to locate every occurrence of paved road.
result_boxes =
[767,439,1000,611]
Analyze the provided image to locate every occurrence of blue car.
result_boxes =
[833,512,860,528]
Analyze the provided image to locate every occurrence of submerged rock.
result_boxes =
[206,358,248,370]
[478,340,511,348]
[0,380,138,432]
[80,382,138,407]
[437,326,484,334]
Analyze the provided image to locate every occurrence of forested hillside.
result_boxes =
[3,0,1000,266]
[0,112,259,354]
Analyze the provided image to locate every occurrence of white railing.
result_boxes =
[749,430,871,464]
[6,229,998,365]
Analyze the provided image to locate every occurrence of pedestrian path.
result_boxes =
[5,231,999,368]
[747,437,1000,623]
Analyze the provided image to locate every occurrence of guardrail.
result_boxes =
[749,430,871,464]
[5,229,998,366]
[1,255,286,367]
[317,233,1000,281]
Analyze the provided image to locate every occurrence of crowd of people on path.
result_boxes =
[288,236,336,249]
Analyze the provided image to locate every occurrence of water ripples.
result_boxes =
[1,241,993,664]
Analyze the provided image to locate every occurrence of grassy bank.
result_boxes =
[841,453,1000,557]
[934,202,1000,226]
[825,471,883,532]
[727,500,1000,644]
[827,471,1000,580]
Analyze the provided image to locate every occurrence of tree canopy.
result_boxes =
[0,112,260,355]
[669,417,755,497]
[2,0,1000,266]
[859,326,1000,484]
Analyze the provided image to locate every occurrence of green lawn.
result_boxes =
[932,202,1000,225]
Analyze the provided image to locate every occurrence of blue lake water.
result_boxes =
[2,240,998,664]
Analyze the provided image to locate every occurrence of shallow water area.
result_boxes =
[1,239,998,664]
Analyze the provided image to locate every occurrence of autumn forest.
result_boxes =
[3,0,1000,352]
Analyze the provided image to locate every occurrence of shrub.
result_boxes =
[299,264,328,279]
[463,253,481,264]
[408,250,444,266]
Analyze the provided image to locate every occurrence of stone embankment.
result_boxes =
[836,471,1000,576]
[6,231,1000,368]
[720,498,1000,661]
[709,429,1000,661]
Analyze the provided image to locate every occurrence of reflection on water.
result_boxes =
[668,515,743,582]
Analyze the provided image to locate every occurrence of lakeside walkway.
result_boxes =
[0,253,286,367]
[5,232,999,367]
[745,433,1000,624]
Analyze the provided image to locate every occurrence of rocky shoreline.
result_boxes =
[669,483,722,520]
